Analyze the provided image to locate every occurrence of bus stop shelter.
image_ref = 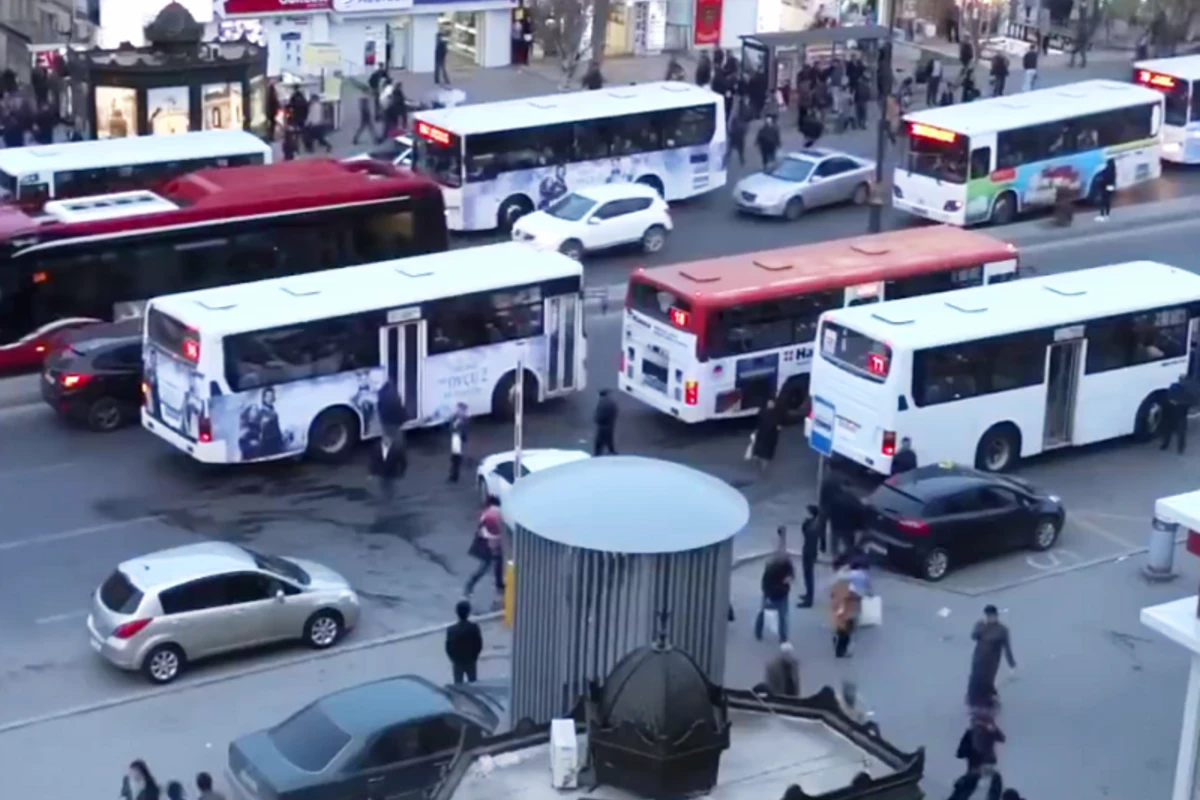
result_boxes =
[740,26,890,99]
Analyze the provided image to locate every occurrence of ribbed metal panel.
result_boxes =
[510,524,733,726]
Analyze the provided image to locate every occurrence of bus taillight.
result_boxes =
[882,431,896,457]
[183,338,200,362]
[198,415,213,443]
[684,380,698,406]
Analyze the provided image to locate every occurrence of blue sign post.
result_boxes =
[809,395,836,456]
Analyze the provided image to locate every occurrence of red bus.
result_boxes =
[619,226,1020,422]
[0,158,447,374]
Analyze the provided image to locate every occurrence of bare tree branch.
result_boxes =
[529,0,594,83]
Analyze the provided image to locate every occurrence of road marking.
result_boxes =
[0,461,78,481]
[1071,512,1142,548]
[0,515,160,552]
[35,610,86,625]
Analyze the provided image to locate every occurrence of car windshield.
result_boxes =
[269,703,351,772]
[546,193,596,221]
[765,158,815,182]
[243,547,311,586]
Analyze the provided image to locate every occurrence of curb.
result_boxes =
[0,548,780,735]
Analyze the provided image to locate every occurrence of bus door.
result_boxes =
[544,294,578,395]
[381,310,425,424]
[1043,330,1084,448]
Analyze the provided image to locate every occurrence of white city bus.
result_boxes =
[806,261,1200,475]
[412,81,727,232]
[893,79,1162,227]
[141,242,586,464]
[0,129,272,211]
[1133,55,1200,163]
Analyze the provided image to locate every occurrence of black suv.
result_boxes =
[41,321,143,432]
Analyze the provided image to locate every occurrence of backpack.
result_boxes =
[956,729,973,760]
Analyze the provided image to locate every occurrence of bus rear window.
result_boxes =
[819,321,892,382]
[147,308,196,361]
[627,280,695,330]
[903,127,967,184]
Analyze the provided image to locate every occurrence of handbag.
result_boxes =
[467,533,491,561]
[762,608,780,638]
[859,595,883,627]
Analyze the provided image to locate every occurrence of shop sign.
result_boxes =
[333,0,415,11]
[222,0,333,15]
[693,0,722,45]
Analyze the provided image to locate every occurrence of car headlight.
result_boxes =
[1046,494,1061,504]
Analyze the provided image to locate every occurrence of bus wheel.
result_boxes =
[307,407,360,462]
[989,193,1016,226]
[1134,391,1168,441]
[636,175,665,197]
[497,196,533,231]
[777,376,810,425]
[974,423,1021,472]
[492,370,538,421]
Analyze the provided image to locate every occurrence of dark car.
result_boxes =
[40,321,142,432]
[860,463,1065,582]
[227,675,505,800]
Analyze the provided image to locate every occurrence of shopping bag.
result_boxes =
[762,608,780,638]
[451,432,463,456]
[859,595,883,628]
[744,432,756,461]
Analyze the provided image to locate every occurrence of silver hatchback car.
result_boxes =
[87,542,360,684]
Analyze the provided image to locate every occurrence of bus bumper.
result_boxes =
[619,379,706,423]
[142,410,227,464]
[892,196,962,226]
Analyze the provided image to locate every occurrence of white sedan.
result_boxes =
[346,134,413,168]
[477,448,591,503]
[512,183,672,261]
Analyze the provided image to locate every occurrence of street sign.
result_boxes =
[810,395,836,456]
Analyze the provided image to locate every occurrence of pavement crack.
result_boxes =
[1107,629,1152,671]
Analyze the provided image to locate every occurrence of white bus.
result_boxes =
[0,130,272,211]
[1133,55,1200,163]
[412,81,727,232]
[893,79,1162,227]
[806,261,1200,475]
[141,242,586,464]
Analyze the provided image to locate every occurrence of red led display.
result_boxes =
[416,121,453,146]
[1135,69,1176,89]
[867,352,889,377]
[668,307,691,328]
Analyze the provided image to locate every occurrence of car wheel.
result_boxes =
[1134,391,1168,441]
[641,225,667,254]
[305,610,344,649]
[851,182,870,205]
[1030,516,1061,551]
[974,424,1020,472]
[497,195,533,231]
[142,643,185,685]
[307,408,360,463]
[990,192,1017,226]
[559,239,585,261]
[783,197,805,220]
[86,396,126,432]
[919,548,951,582]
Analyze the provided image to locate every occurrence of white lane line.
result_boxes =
[0,461,78,481]
[35,610,87,625]
[0,515,160,552]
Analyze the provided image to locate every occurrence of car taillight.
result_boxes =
[112,618,152,639]
[684,380,698,406]
[897,518,930,536]
[882,431,896,457]
[198,415,213,444]
[61,373,89,389]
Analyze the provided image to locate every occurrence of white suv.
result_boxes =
[512,182,672,261]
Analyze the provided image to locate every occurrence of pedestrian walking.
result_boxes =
[445,599,484,684]
[696,51,713,86]
[166,781,186,800]
[383,82,408,137]
[370,430,407,504]
[593,389,618,455]
[1095,157,1116,221]
[799,109,824,148]
[890,436,917,475]
[926,58,943,106]
[727,107,747,166]
[797,504,825,607]
[378,379,408,443]
[755,114,781,167]
[464,496,505,600]
[305,93,333,153]
[763,641,800,696]
[939,81,956,106]
[666,55,686,81]
[829,556,859,658]
[195,772,225,800]
[853,77,869,129]
[281,123,299,161]
[121,760,161,800]
[1161,376,1194,454]
[836,680,871,726]
[265,81,280,142]
[967,605,1016,709]
[368,64,388,113]
[755,526,794,643]
[1021,44,1038,92]
[448,402,468,482]
[749,398,780,472]
[582,60,605,90]
[989,52,1009,96]
[959,40,974,72]
[821,471,862,557]
[955,708,1006,778]
[351,93,376,145]
[435,31,451,85]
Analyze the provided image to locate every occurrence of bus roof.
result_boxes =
[1135,54,1200,80]
[414,81,722,136]
[632,226,1016,306]
[822,261,1200,350]
[0,130,270,175]
[901,80,1162,136]
[149,242,583,336]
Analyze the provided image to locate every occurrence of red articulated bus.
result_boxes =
[0,158,447,374]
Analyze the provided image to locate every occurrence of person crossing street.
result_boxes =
[797,504,825,608]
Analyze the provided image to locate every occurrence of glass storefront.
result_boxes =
[146,86,192,135]
[202,83,245,130]
[95,86,136,139]
[440,11,480,58]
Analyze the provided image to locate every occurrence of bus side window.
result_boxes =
[19,181,50,207]
[969,148,991,180]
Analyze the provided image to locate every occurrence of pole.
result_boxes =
[513,358,525,477]
[867,0,899,233]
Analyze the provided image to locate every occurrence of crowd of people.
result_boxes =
[0,65,72,148]
[119,763,224,800]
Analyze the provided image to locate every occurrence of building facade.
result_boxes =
[0,0,90,77]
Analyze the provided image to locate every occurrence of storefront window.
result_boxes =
[95,87,136,139]
[147,86,191,135]
[249,75,267,130]
[203,82,244,130]
[440,13,478,58]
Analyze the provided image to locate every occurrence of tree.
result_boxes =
[529,0,594,85]
[1153,0,1200,48]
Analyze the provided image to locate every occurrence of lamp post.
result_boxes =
[867,0,900,234]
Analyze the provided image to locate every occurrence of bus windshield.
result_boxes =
[904,130,968,184]
[415,135,462,187]
[1160,78,1190,125]
[819,321,892,383]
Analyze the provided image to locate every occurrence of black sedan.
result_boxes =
[41,321,143,432]
[860,463,1065,582]
[227,676,505,800]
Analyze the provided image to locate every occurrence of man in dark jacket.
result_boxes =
[797,504,825,607]
[891,437,917,475]
[967,605,1015,709]
[1161,376,1194,453]
[445,600,484,684]
[755,115,781,167]
[755,526,794,642]
[593,389,618,455]
[351,94,376,145]
[820,471,862,557]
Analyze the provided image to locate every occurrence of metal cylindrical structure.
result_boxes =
[504,456,749,727]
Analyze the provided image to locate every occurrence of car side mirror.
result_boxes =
[275,589,286,601]
[587,217,602,225]
[810,175,823,182]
